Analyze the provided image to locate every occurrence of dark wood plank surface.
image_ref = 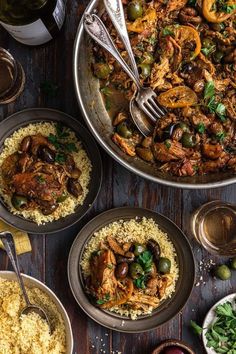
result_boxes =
[1,1,236,353]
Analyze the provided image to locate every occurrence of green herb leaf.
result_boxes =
[221,4,236,13]
[196,123,205,134]
[201,44,216,57]
[188,0,197,6]
[164,140,172,149]
[215,103,226,121]
[162,27,174,37]
[55,153,66,164]
[96,293,110,305]
[190,320,203,336]
[35,175,45,184]
[64,143,78,153]
[134,275,146,289]
[100,87,112,96]
[56,123,69,139]
[105,97,111,111]
[204,81,215,100]
[137,251,153,272]
[215,302,235,318]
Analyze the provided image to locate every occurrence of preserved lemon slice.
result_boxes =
[157,86,198,108]
[203,0,236,23]
[174,25,201,59]
[127,8,157,33]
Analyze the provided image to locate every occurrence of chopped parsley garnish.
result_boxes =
[134,275,147,289]
[100,87,112,96]
[212,0,236,13]
[55,153,66,164]
[96,293,110,305]
[36,175,45,184]
[137,250,153,272]
[201,44,216,57]
[164,140,172,149]
[203,81,227,121]
[221,4,236,13]
[162,27,174,37]
[204,81,215,100]
[148,35,157,45]
[48,123,78,159]
[215,131,226,141]
[196,123,205,134]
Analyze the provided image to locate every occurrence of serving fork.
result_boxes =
[83,11,166,136]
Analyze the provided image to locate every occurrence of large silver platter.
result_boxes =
[73,0,236,189]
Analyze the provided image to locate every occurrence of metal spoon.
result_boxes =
[0,231,51,332]
[103,0,154,136]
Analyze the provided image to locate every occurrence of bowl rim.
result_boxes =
[0,107,103,234]
[73,0,236,190]
[152,339,196,354]
[67,206,196,333]
[0,270,74,354]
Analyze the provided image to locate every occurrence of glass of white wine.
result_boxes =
[191,200,236,256]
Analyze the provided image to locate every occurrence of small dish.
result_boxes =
[202,293,236,354]
[68,207,195,333]
[0,108,102,234]
[0,270,73,354]
[152,339,195,354]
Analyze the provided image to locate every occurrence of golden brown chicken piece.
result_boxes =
[12,172,62,202]
[152,141,186,162]
[89,249,117,301]
[30,134,55,156]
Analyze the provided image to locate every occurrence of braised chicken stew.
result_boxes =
[92,0,236,177]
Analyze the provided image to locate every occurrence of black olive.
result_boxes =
[147,239,161,264]
[41,203,59,215]
[67,178,83,198]
[20,136,31,153]
[11,194,28,210]
[70,168,81,179]
[115,262,128,279]
[38,146,55,163]
[181,62,194,73]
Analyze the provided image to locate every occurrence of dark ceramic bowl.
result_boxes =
[68,207,195,333]
[152,339,195,354]
[0,108,102,234]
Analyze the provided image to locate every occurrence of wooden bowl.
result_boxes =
[152,339,195,354]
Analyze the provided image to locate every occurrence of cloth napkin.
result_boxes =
[0,220,32,255]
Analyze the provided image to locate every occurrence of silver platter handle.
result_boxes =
[83,13,141,90]
[103,0,139,79]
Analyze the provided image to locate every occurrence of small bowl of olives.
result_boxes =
[152,339,195,354]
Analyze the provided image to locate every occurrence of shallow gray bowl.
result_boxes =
[68,207,195,333]
[73,0,236,189]
[0,271,73,354]
[0,108,102,234]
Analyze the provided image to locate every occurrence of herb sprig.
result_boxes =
[204,81,227,122]
[48,123,78,164]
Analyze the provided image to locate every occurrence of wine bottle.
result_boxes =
[0,0,66,46]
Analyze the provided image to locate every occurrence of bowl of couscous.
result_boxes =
[0,270,73,354]
[68,207,195,333]
[0,108,102,234]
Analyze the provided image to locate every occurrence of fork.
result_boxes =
[83,13,166,134]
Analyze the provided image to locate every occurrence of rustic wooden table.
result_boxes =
[0,1,236,353]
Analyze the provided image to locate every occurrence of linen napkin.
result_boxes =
[0,220,32,255]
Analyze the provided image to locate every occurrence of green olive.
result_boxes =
[158,257,171,274]
[181,132,197,148]
[117,122,132,139]
[211,23,225,32]
[133,243,146,256]
[202,38,215,50]
[215,265,231,280]
[141,52,155,65]
[176,122,190,133]
[129,262,144,279]
[213,51,224,63]
[230,257,236,270]
[139,63,151,78]
[93,62,111,79]
[56,193,68,203]
[127,0,143,21]
[11,194,28,210]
